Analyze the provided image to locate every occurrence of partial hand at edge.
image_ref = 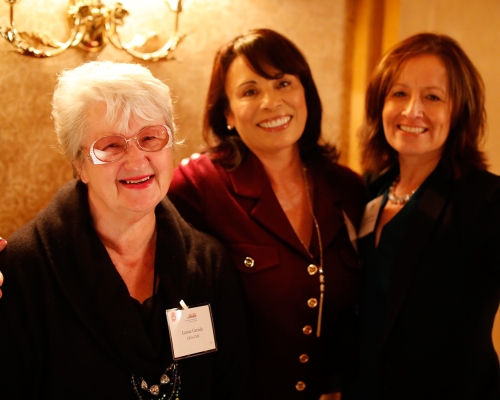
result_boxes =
[0,237,5,298]
[319,392,341,400]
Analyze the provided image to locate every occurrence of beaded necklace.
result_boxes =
[388,175,419,205]
[130,272,181,399]
[131,362,181,400]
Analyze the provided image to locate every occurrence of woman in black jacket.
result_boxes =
[0,61,248,400]
[355,33,500,400]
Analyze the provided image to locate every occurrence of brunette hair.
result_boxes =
[203,28,338,168]
[360,32,487,177]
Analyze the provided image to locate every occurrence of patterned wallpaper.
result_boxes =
[1,0,499,353]
[0,0,350,237]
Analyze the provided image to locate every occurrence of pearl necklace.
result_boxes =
[388,176,418,205]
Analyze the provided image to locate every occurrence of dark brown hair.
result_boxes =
[203,28,338,168]
[360,32,487,177]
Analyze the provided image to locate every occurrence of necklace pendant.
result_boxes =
[316,272,325,337]
[160,374,170,385]
[149,384,160,396]
[132,362,181,400]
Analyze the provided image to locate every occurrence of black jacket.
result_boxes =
[359,164,500,399]
[0,180,249,399]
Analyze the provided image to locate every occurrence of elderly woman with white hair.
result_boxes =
[0,61,248,399]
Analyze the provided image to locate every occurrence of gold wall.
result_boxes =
[397,0,500,364]
[1,0,499,367]
[0,0,351,236]
[399,0,500,175]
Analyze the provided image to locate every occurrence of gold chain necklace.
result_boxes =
[301,167,325,338]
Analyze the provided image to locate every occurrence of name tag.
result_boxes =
[166,303,217,360]
[342,210,358,251]
[358,195,383,239]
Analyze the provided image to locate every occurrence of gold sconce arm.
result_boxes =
[112,30,185,62]
[105,1,185,62]
[0,0,186,61]
[1,0,84,57]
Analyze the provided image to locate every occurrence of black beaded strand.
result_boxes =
[131,362,181,399]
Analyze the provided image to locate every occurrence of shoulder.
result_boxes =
[417,169,500,242]
[0,220,49,299]
[2,221,39,262]
[171,153,229,195]
[453,169,500,215]
[316,162,368,204]
[314,162,368,225]
[169,154,231,231]
[158,198,237,298]
[1,180,85,279]
[365,168,398,199]
[318,162,365,190]
[157,196,228,258]
[2,180,80,262]
[174,153,222,180]
[458,168,500,192]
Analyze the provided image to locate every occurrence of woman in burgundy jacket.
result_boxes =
[168,29,367,399]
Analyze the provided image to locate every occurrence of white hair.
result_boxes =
[51,61,177,161]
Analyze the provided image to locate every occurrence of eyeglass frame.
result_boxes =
[84,124,174,165]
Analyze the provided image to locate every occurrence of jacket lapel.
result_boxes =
[227,153,347,257]
[382,164,454,342]
[228,153,307,254]
[313,168,352,253]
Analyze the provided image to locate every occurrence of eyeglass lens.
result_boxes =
[92,125,171,163]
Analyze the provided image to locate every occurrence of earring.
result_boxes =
[227,124,233,130]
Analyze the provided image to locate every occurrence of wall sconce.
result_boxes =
[0,0,185,61]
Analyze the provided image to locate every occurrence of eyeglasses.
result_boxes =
[85,124,173,165]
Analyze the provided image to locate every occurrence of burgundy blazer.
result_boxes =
[168,152,367,399]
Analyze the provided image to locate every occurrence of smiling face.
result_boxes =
[224,55,308,158]
[382,54,452,165]
[78,102,173,221]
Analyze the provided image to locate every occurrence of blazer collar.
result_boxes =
[228,151,269,198]
[34,180,189,376]
[381,162,455,342]
[227,152,348,258]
